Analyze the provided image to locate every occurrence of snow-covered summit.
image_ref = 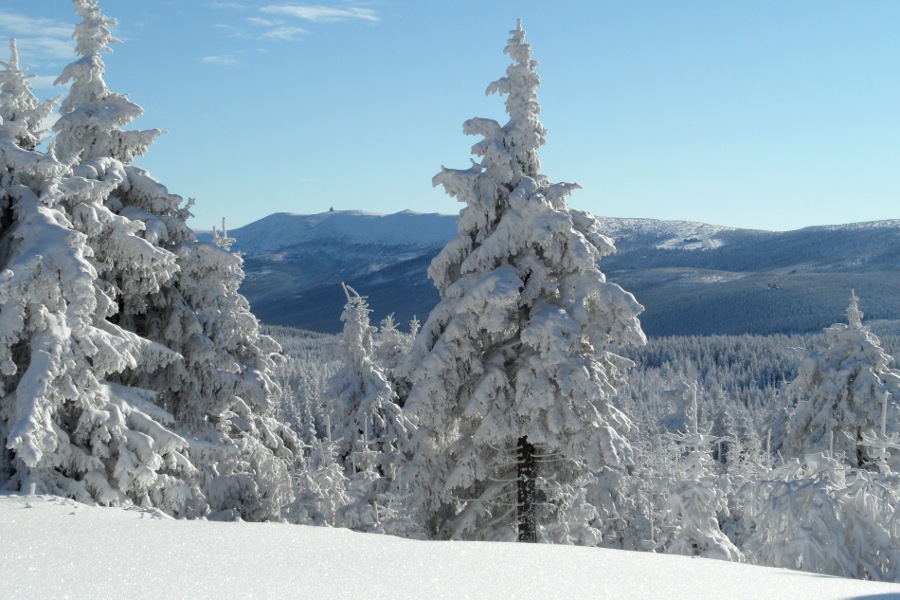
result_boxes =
[230,210,457,255]
[226,211,742,256]
[594,217,736,251]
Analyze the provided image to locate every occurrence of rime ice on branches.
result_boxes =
[400,20,646,542]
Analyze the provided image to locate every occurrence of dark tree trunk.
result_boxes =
[517,435,537,543]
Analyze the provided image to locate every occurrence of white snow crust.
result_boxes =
[3,494,898,600]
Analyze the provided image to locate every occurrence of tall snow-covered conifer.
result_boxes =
[48,0,180,346]
[781,291,900,469]
[51,1,158,165]
[400,20,646,542]
[0,39,196,512]
[33,0,300,519]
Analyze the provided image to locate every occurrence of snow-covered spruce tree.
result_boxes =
[328,284,410,469]
[661,384,742,561]
[158,218,299,521]
[0,44,196,512]
[0,39,56,152]
[374,313,418,392]
[51,1,158,166]
[325,284,417,534]
[780,291,900,470]
[743,453,900,580]
[400,20,645,542]
[290,433,350,526]
[49,0,179,339]
[712,402,767,548]
[859,394,900,474]
[47,0,300,519]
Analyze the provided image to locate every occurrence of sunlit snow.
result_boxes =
[3,494,899,600]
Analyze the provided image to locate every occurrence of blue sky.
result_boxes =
[2,1,899,232]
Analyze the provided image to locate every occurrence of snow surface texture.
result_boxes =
[2,494,898,600]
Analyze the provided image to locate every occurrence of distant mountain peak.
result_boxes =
[229,210,458,256]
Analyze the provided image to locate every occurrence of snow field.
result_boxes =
[3,494,899,600]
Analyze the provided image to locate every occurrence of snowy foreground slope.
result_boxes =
[4,495,899,600]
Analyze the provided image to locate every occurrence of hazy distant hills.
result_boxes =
[205,211,900,337]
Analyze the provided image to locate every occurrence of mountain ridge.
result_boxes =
[206,210,900,337]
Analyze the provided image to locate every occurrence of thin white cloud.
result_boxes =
[14,37,74,62]
[261,4,379,23]
[201,54,240,67]
[207,3,378,46]
[213,23,252,39]
[262,26,308,41]
[247,17,279,27]
[28,75,60,91]
[205,2,252,10]
[0,11,72,38]
[0,11,74,64]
